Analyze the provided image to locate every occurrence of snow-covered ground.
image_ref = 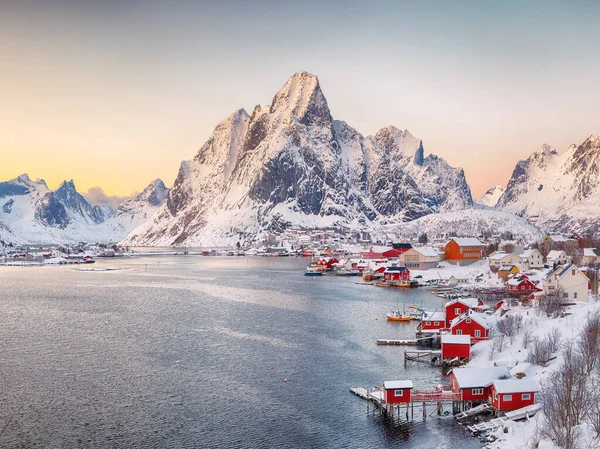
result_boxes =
[466,297,600,449]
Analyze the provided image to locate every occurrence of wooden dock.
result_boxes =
[467,417,506,434]
[404,349,441,365]
[377,338,417,346]
[455,403,493,420]
[350,386,465,420]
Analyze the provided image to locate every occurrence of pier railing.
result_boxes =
[411,390,460,402]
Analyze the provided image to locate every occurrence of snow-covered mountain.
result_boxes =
[496,135,600,234]
[476,185,505,208]
[383,209,543,244]
[0,175,168,244]
[123,72,473,247]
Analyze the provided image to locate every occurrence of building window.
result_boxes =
[472,388,483,395]
[455,308,461,314]
[574,292,578,299]
[434,322,439,326]
[475,330,481,337]
[572,270,575,275]
[504,394,512,401]
[456,330,462,335]
[522,393,531,401]
[466,318,471,323]
[394,389,404,397]
[563,292,568,299]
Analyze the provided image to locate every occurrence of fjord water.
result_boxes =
[0,257,479,448]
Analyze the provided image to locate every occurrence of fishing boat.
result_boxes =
[386,304,411,322]
[305,267,323,276]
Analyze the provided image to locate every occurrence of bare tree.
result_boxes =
[496,315,524,344]
[503,243,515,253]
[547,327,562,353]
[541,345,592,449]
[522,329,534,349]
[580,312,600,373]
[526,336,553,366]
[539,286,565,318]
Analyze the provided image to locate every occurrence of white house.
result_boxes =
[546,250,568,266]
[519,249,544,269]
[398,247,441,270]
[488,251,522,269]
[582,248,600,267]
[542,263,589,302]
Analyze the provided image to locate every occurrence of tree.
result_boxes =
[418,233,428,245]
[503,243,515,253]
[539,286,565,318]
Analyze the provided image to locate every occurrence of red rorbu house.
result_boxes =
[444,298,484,328]
[441,334,471,360]
[383,380,413,404]
[383,266,410,282]
[316,257,339,271]
[490,379,539,411]
[418,311,446,333]
[449,367,511,402]
[381,243,413,259]
[506,274,540,295]
[450,309,490,342]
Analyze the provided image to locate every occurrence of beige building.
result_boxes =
[542,263,589,302]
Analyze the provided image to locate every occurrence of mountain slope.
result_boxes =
[476,185,505,208]
[496,135,600,234]
[123,72,473,247]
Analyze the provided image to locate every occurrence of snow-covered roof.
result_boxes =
[547,250,566,259]
[450,309,490,329]
[445,297,480,309]
[583,248,600,257]
[441,334,471,345]
[384,266,408,273]
[493,379,539,394]
[549,235,571,243]
[452,367,511,388]
[507,275,531,286]
[489,251,512,260]
[383,380,413,390]
[413,246,440,257]
[448,237,485,247]
[520,249,539,258]
[422,311,446,322]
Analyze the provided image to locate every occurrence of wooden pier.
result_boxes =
[404,349,441,365]
[349,386,465,420]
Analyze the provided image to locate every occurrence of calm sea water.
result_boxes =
[0,256,480,448]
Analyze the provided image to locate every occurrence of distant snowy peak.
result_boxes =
[123,71,473,247]
[476,185,505,208]
[496,135,600,234]
[0,174,169,245]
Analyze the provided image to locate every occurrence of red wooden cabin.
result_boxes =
[383,380,413,404]
[419,311,446,332]
[449,367,511,401]
[383,266,410,282]
[506,275,540,294]
[444,298,483,327]
[490,379,539,411]
[450,310,490,342]
[441,334,471,360]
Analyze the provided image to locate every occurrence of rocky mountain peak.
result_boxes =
[269,71,331,127]
[371,126,423,166]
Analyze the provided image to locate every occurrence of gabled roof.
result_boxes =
[520,249,540,258]
[493,379,539,394]
[547,250,566,259]
[422,311,446,322]
[383,380,413,390]
[384,266,408,273]
[544,263,580,280]
[507,275,533,286]
[451,367,511,389]
[489,251,517,260]
[413,246,441,257]
[447,237,485,247]
[583,248,600,257]
[445,297,480,309]
[450,309,490,329]
[441,334,471,345]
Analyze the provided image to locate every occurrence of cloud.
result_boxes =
[82,186,137,210]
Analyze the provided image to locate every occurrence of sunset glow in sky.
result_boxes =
[1,0,599,199]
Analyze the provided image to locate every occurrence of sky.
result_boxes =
[1,0,599,201]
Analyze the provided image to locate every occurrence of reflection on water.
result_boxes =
[0,256,479,448]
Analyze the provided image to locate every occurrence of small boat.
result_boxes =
[305,266,324,276]
[387,304,411,322]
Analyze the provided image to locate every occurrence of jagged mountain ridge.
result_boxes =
[124,71,473,247]
[476,185,505,208]
[496,135,600,234]
[0,175,168,244]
